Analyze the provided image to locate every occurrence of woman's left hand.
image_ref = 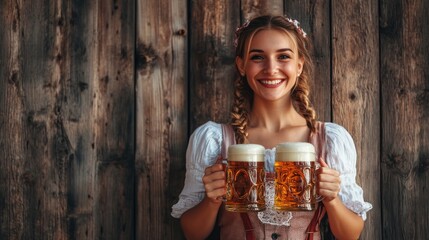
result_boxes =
[316,158,341,203]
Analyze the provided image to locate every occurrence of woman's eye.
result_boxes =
[278,54,290,60]
[250,55,264,61]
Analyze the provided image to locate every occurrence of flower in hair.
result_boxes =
[233,16,308,48]
[285,17,307,38]
[233,19,250,47]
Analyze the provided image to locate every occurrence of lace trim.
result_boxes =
[344,200,373,220]
[257,178,293,226]
[171,193,205,218]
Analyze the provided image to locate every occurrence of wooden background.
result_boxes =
[1,0,428,239]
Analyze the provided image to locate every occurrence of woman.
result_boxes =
[172,15,372,240]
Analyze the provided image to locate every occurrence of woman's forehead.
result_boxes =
[248,29,297,51]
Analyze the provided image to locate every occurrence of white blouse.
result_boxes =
[171,121,372,224]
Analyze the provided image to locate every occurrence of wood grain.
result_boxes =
[0,1,71,239]
[0,1,27,239]
[331,1,381,239]
[189,0,240,131]
[284,0,331,122]
[135,0,188,238]
[241,0,283,19]
[92,1,136,239]
[380,0,429,239]
[66,1,97,239]
[0,0,136,239]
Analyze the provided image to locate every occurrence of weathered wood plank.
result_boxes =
[92,1,136,239]
[331,1,381,240]
[380,0,429,239]
[189,0,240,131]
[284,0,331,122]
[0,1,73,239]
[135,0,188,238]
[65,1,97,239]
[0,1,28,239]
[1,0,136,239]
[241,0,283,19]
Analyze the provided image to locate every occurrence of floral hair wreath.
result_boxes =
[233,16,307,48]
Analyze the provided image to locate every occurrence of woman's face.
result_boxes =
[236,29,303,103]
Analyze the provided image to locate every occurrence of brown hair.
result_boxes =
[231,15,317,143]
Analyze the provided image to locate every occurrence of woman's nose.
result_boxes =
[264,59,279,75]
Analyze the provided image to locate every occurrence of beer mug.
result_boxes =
[274,142,322,211]
[225,144,266,212]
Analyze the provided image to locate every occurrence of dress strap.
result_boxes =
[306,121,328,240]
[221,124,236,159]
[309,121,327,162]
[240,213,256,240]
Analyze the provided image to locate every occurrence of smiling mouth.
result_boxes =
[259,79,284,86]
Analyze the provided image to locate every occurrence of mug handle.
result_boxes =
[313,161,324,203]
[218,158,228,202]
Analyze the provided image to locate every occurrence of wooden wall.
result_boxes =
[380,0,429,239]
[0,0,427,239]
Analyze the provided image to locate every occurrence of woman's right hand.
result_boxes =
[202,162,226,204]
[180,160,227,240]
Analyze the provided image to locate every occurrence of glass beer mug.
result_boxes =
[274,142,322,211]
[225,144,266,212]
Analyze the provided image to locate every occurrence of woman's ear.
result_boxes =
[235,57,245,76]
[297,57,304,76]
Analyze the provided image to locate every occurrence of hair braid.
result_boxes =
[292,74,317,132]
[292,28,317,132]
[231,76,251,143]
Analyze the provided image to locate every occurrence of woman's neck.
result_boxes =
[249,97,306,133]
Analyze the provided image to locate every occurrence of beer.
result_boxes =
[225,144,266,212]
[274,142,320,211]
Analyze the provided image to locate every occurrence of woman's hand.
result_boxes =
[316,159,364,239]
[317,158,341,203]
[180,158,227,240]
[202,159,226,204]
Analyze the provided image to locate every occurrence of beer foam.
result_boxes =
[227,144,265,162]
[275,142,315,162]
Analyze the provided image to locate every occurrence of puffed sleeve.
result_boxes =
[325,123,373,220]
[171,121,223,218]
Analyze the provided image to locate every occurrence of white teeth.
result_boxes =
[260,80,282,85]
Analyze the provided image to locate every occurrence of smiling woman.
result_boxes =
[172,15,372,240]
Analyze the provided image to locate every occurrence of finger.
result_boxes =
[202,171,226,185]
[317,175,341,202]
[317,172,341,189]
[318,188,338,202]
[318,170,341,182]
[317,166,340,178]
[204,164,224,176]
[205,179,227,200]
[205,179,226,192]
[319,158,328,167]
[317,180,341,198]
[206,187,226,201]
[211,163,224,171]
[317,159,332,176]
[318,180,341,192]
